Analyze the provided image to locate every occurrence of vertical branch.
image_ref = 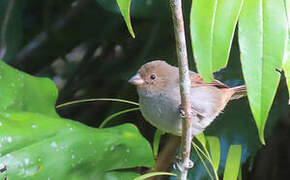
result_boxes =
[169,0,193,179]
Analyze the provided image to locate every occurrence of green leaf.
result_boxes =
[192,136,219,180]
[153,129,164,158]
[0,61,59,117]
[238,166,243,180]
[190,0,243,82]
[96,0,170,19]
[223,145,242,180]
[283,0,290,104]
[195,132,206,148]
[116,0,135,38]
[133,172,176,180]
[0,61,154,179]
[238,0,288,144]
[206,136,220,171]
[212,0,244,71]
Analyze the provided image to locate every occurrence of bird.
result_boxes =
[128,60,246,136]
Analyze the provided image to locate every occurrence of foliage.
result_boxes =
[190,0,243,82]
[0,61,154,179]
[238,0,288,144]
[115,0,289,178]
[117,0,289,144]
[0,0,289,179]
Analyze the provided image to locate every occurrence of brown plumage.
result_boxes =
[129,60,246,136]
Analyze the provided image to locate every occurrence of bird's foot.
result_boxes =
[174,158,194,171]
[178,104,201,118]
[178,105,186,118]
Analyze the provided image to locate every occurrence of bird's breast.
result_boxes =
[138,90,182,136]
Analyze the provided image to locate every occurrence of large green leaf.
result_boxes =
[0,61,154,179]
[190,0,243,82]
[238,0,288,144]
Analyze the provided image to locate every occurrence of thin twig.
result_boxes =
[0,0,15,59]
[169,0,193,179]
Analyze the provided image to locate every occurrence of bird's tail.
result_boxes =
[230,85,247,100]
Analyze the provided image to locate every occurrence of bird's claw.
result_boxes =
[178,105,186,118]
[174,158,194,171]
[178,105,200,118]
[187,159,194,168]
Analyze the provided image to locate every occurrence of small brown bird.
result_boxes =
[129,60,246,136]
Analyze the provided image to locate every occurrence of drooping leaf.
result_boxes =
[116,0,135,38]
[0,61,154,179]
[96,0,170,19]
[238,0,288,144]
[212,0,244,71]
[223,145,242,180]
[206,136,220,171]
[190,0,243,82]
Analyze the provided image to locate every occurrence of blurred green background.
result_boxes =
[1,0,289,179]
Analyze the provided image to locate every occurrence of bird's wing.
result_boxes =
[190,72,229,89]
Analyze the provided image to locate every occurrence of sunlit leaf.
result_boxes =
[116,0,135,38]
[190,0,243,82]
[238,0,288,144]
[212,0,244,71]
[223,145,242,180]
[206,136,220,171]
[238,166,243,180]
[195,132,206,148]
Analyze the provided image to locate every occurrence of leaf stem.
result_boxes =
[192,142,219,180]
[99,107,140,128]
[192,143,214,180]
[56,98,139,109]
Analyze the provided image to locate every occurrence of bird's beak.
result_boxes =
[128,73,144,86]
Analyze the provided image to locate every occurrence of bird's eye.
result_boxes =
[150,74,156,80]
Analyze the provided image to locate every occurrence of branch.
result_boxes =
[169,0,193,179]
